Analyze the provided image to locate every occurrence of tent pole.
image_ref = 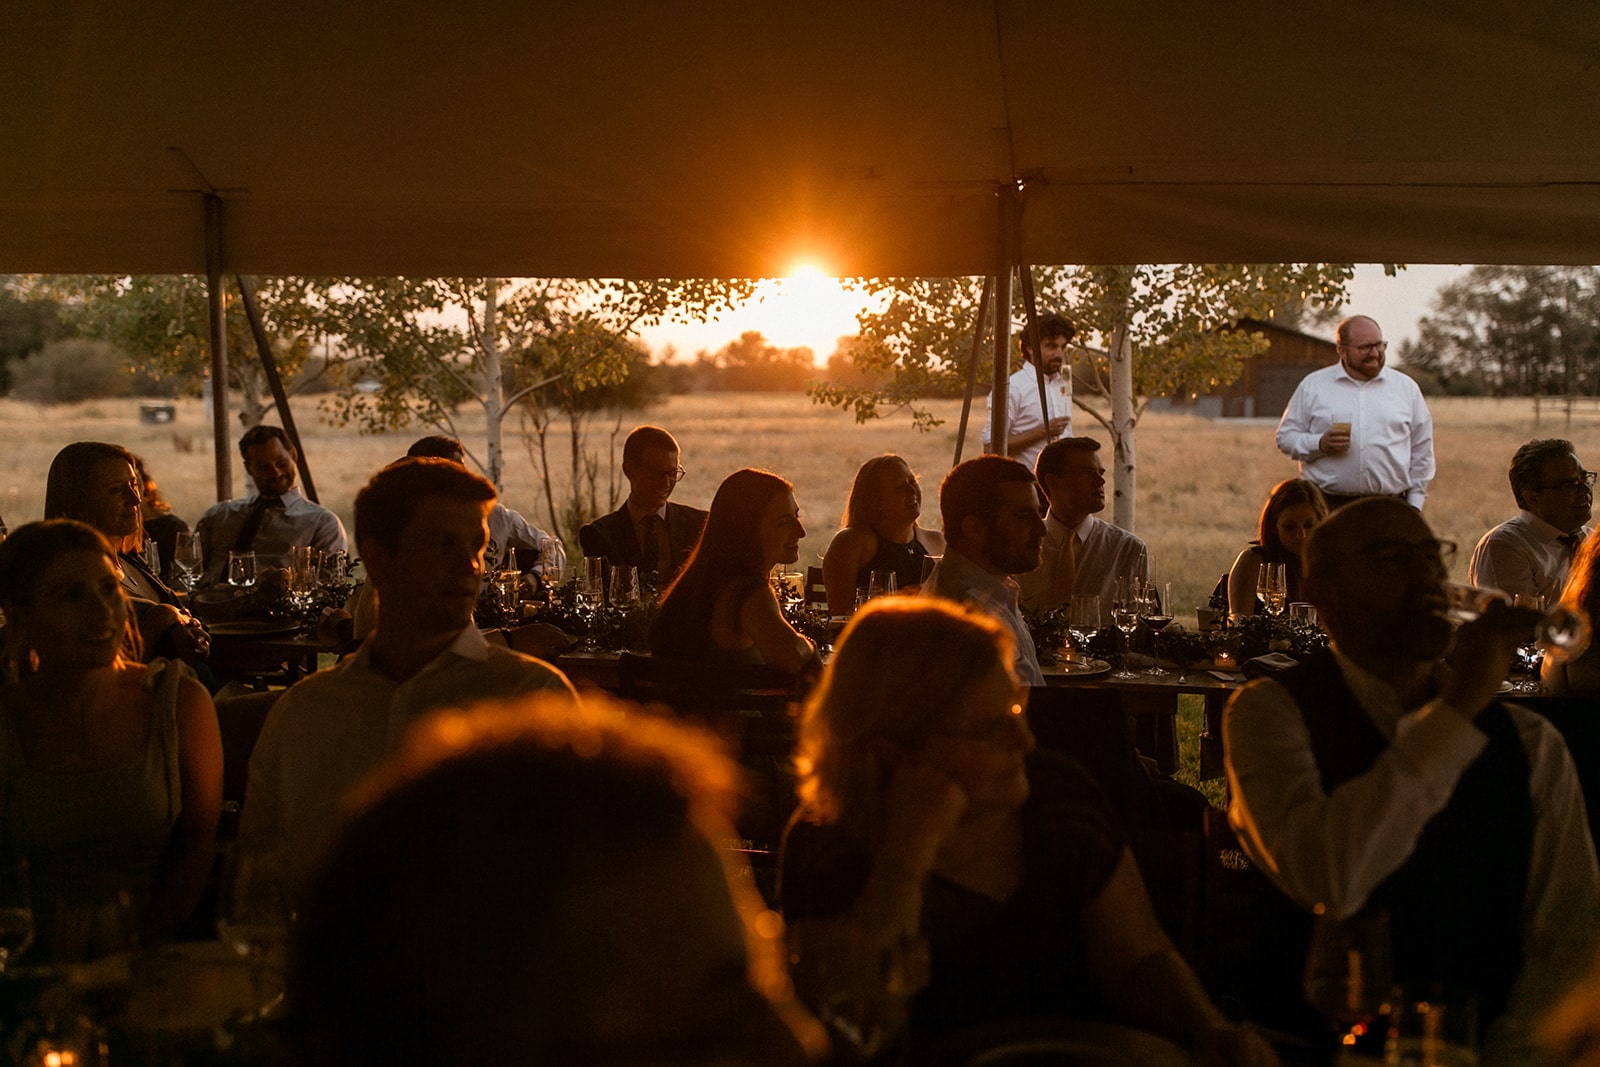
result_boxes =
[1018,260,1050,449]
[990,186,1016,456]
[203,194,232,502]
[952,275,994,468]
[236,275,319,503]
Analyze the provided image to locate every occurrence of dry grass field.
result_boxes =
[0,391,1591,623]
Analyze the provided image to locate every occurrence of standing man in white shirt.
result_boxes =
[1225,498,1597,1061]
[982,313,1075,472]
[1274,315,1435,510]
[1469,438,1594,604]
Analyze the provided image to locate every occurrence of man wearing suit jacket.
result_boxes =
[579,425,708,586]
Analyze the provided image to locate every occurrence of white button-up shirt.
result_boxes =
[1275,362,1435,508]
[1469,510,1590,604]
[982,363,1072,473]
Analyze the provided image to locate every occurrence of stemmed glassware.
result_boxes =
[609,564,641,612]
[867,569,898,600]
[1142,580,1174,677]
[1303,908,1393,1052]
[1443,580,1591,662]
[0,858,34,976]
[1067,593,1100,665]
[1257,562,1288,617]
[173,530,203,593]
[217,848,292,1023]
[288,545,321,615]
[1111,577,1140,679]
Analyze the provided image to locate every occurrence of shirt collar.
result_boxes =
[1516,508,1580,543]
[252,486,304,506]
[350,622,491,674]
[625,499,667,524]
[1327,645,1443,738]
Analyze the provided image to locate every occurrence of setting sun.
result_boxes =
[639,267,884,366]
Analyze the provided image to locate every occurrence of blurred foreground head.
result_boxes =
[290,692,824,1065]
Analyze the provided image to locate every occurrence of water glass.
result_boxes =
[1067,593,1100,662]
[867,569,898,599]
[289,545,320,611]
[1386,990,1479,1066]
[227,550,257,589]
[1289,601,1319,628]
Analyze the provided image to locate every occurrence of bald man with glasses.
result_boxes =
[1275,315,1436,511]
[1225,498,1597,1060]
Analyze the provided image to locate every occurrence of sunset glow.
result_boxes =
[640,267,885,366]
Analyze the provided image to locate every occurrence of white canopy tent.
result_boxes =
[4,2,1598,492]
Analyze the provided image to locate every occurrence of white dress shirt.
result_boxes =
[1468,510,1589,604]
[238,625,576,897]
[1225,649,1599,1062]
[1274,362,1435,508]
[195,487,347,585]
[982,363,1072,472]
[921,546,1044,685]
[1016,513,1149,625]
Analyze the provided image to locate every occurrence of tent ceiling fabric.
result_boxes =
[4,1,1598,278]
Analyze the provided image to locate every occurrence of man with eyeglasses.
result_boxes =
[1275,316,1435,511]
[1469,438,1594,604]
[579,425,708,585]
[1225,498,1598,1060]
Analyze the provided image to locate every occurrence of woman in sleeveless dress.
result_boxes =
[822,454,945,616]
[649,469,817,673]
[1226,478,1328,617]
[0,520,222,961]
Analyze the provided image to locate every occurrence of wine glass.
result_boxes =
[0,858,34,976]
[289,545,321,614]
[867,569,898,600]
[1111,577,1140,679]
[1257,562,1288,617]
[493,570,523,624]
[173,530,204,593]
[1443,580,1592,662]
[217,848,292,1022]
[1303,908,1393,1051]
[1067,593,1100,665]
[1143,581,1174,677]
[227,550,257,590]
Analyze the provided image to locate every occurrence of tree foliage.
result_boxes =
[1404,266,1600,396]
[695,331,817,391]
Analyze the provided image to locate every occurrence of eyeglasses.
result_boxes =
[1534,470,1598,492]
[1359,538,1457,570]
[1345,340,1388,356]
[636,465,686,485]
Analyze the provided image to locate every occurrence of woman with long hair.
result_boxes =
[648,469,816,673]
[0,520,222,960]
[821,454,945,616]
[1543,530,1600,695]
[1226,478,1328,616]
[780,598,1276,1064]
[45,442,209,664]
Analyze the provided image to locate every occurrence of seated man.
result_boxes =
[405,435,566,577]
[238,458,576,897]
[194,424,347,586]
[579,425,707,586]
[1469,438,1593,603]
[291,694,824,1064]
[920,455,1046,685]
[1017,437,1149,625]
[1225,497,1599,1061]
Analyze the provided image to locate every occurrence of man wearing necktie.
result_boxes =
[194,425,347,587]
[579,426,708,587]
[1016,436,1148,629]
[1469,438,1594,603]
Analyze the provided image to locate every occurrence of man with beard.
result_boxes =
[1275,315,1435,510]
[921,455,1047,684]
[1017,437,1149,626]
[238,459,576,898]
[982,313,1075,472]
[1469,438,1595,604]
[1224,498,1598,1061]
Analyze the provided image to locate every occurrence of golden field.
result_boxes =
[0,391,1590,623]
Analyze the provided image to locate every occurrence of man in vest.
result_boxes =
[1224,497,1598,1061]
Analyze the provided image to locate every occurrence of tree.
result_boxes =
[812,264,1359,529]
[0,278,70,391]
[1405,266,1600,397]
[699,331,817,391]
[24,274,327,426]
